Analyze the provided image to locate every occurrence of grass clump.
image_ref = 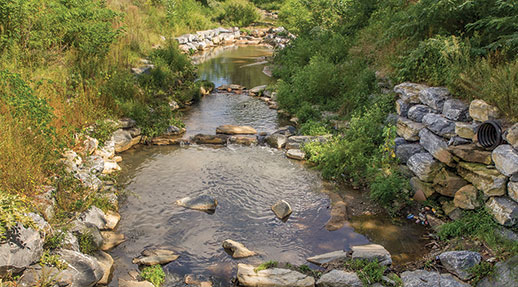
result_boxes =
[140,265,165,287]
[254,261,278,272]
[77,231,98,255]
[39,250,68,270]
[343,259,386,286]
[468,261,494,285]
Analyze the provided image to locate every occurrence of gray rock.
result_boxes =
[385,113,398,125]
[492,145,518,177]
[443,99,471,121]
[132,249,179,265]
[419,129,454,166]
[176,195,217,212]
[272,200,292,220]
[286,149,305,160]
[274,126,297,136]
[58,249,104,287]
[351,244,392,266]
[419,87,450,110]
[486,197,518,226]
[396,143,425,164]
[266,134,288,149]
[496,227,518,242]
[407,152,443,182]
[18,265,63,287]
[316,270,362,287]
[62,231,80,252]
[119,279,155,287]
[449,144,492,165]
[408,105,436,122]
[119,118,136,129]
[448,136,472,146]
[222,239,257,258]
[438,251,481,280]
[477,255,518,287]
[0,224,43,276]
[84,155,104,175]
[401,270,470,287]
[237,263,315,287]
[394,82,428,104]
[454,185,480,210]
[395,137,408,146]
[70,221,103,251]
[249,85,267,96]
[396,99,412,117]
[79,206,108,230]
[307,250,348,266]
[112,129,139,153]
[422,113,456,138]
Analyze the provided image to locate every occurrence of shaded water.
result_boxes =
[109,46,428,286]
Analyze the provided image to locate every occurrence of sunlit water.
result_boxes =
[109,46,428,286]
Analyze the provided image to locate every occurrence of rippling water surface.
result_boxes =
[109,46,428,286]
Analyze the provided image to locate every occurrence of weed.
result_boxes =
[77,231,97,255]
[468,261,494,285]
[43,231,66,250]
[0,192,33,240]
[140,265,165,287]
[343,259,386,285]
[254,261,278,272]
[39,250,67,270]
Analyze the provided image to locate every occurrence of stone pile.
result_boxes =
[393,82,518,228]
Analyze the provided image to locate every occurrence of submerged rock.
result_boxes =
[266,133,288,149]
[132,249,179,265]
[176,195,218,212]
[271,200,293,220]
[316,270,362,287]
[216,125,257,135]
[237,263,314,287]
[222,240,257,258]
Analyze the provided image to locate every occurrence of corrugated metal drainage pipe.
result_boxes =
[477,120,503,150]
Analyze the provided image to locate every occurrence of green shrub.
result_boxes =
[44,231,66,250]
[0,192,33,240]
[468,261,494,285]
[218,0,260,27]
[343,259,386,285]
[299,121,331,136]
[278,0,311,34]
[140,265,165,287]
[39,250,67,270]
[78,231,98,255]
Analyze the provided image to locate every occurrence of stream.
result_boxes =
[109,45,429,286]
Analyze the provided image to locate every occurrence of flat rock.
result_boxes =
[176,195,218,212]
[469,99,500,122]
[192,134,228,145]
[216,125,257,135]
[151,136,187,146]
[438,250,481,280]
[316,270,362,287]
[351,244,392,266]
[419,87,450,110]
[0,224,43,276]
[101,231,125,251]
[119,279,155,287]
[112,129,140,153]
[408,105,436,122]
[266,134,288,149]
[394,82,428,104]
[449,144,492,165]
[454,185,480,210]
[396,143,425,164]
[486,197,518,226]
[229,135,258,146]
[443,99,471,121]
[422,113,456,138]
[58,249,104,287]
[455,122,477,139]
[407,152,443,182]
[237,263,315,287]
[492,145,518,177]
[286,149,305,160]
[271,200,292,220]
[132,249,179,265]
[420,128,454,166]
[222,240,257,258]
[325,201,348,231]
[401,270,470,287]
[249,85,267,95]
[307,250,348,266]
[433,168,468,197]
[397,117,425,141]
[457,162,508,196]
[477,255,518,287]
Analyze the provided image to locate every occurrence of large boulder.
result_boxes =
[266,134,288,149]
[433,168,468,197]
[419,87,450,110]
[222,240,257,258]
[58,249,104,287]
[457,162,508,196]
[271,200,292,220]
[505,123,518,149]
[132,249,179,265]
[401,270,470,287]
[394,82,428,104]
[306,250,348,266]
[395,143,425,164]
[469,99,500,122]
[397,117,424,141]
[477,255,518,287]
[492,145,518,177]
[176,195,218,212]
[438,251,481,280]
[407,153,443,182]
[216,125,257,135]
[455,122,477,140]
[486,197,518,226]
[443,99,471,121]
[454,185,480,210]
[237,264,315,287]
[408,105,436,123]
[316,270,362,287]
[449,144,492,165]
[419,129,454,166]
[351,244,392,266]
[0,224,43,276]
[422,114,456,138]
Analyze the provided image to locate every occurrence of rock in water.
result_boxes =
[237,263,314,287]
[176,195,218,212]
[216,125,257,135]
[271,200,293,220]
[286,149,306,160]
[132,249,179,265]
[222,240,257,258]
[119,279,155,287]
[307,250,348,266]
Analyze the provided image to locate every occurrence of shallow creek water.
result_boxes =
[109,46,428,286]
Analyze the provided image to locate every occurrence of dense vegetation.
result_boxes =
[0,0,260,235]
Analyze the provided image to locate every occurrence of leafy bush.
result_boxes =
[468,261,494,285]
[140,265,165,287]
[218,0,259,27]
[343,259,386,285]
[78,231,98,255]
[299,121,331,136]
[0,192,33,240]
